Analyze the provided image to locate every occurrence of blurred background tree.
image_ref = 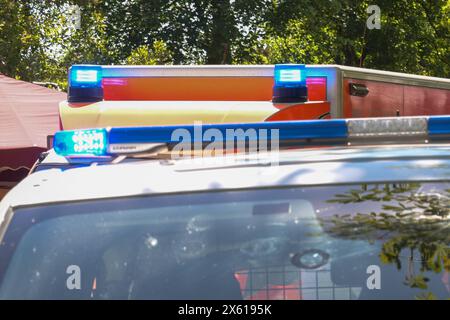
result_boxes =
[125,41,173,65]
[0,0,448,90]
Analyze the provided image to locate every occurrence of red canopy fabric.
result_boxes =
[0,74,65,187]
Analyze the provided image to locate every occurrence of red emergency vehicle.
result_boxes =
[61,64,450,130]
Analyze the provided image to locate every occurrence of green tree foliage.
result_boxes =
[0,0,44,81]
[0,0,448,90]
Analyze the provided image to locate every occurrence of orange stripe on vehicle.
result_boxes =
[103,77,274,101]
[102,76,328,102]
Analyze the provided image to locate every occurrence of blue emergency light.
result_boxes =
[272,64,308,103]
[54,128,108,156]
[53,116,450,157]
[68,65,103,102]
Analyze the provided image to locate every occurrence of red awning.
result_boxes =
[0,74,65,186]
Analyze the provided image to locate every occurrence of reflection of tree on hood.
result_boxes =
[320,183,450,299]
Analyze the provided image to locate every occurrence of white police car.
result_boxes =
[0,116,449,300]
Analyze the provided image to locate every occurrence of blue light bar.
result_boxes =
[54,120,347,156]
[110,120,347,143]
[53,116,450,157]
[68,65,103,102]
[428,116,450,137]
[273,64,308,103]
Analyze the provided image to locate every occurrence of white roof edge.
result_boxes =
[101,64,333,77]
[102,64,277,77]
[101,64,450,89]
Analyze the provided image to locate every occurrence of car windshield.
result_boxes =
[0,182,449,300]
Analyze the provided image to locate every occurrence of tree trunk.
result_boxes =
[206,0,235,64]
